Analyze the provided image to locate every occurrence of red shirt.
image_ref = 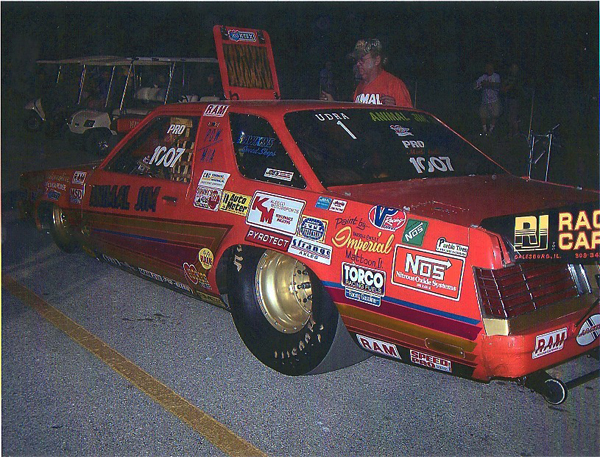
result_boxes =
[353,70,413,108]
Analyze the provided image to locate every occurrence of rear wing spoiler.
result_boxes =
[213,25,281,101]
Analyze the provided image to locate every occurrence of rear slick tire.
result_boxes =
[227,245,369,376]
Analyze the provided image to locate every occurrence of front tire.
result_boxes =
[228,246,368,376]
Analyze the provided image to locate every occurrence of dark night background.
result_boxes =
[2,1,599,187]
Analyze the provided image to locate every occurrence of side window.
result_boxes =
[105,116,199,183]
[229,113,305,188]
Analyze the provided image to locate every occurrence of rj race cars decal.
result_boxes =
[391,245,465,301]
[342,263,386,307]
[576,314,600,346]
[368,206,407,231]
[355,334,401,360]
[246,191,305,235]
[532,327,568,359]
[410,350,452,373]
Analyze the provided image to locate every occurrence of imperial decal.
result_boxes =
[246,192,305,235]
[532,327,568,359]
[392,245,465,300]
[342,263,386,307]
[356,334,401,360]
[369,206,406,231]
[576,314,600,346]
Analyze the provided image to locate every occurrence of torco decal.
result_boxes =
[219,191,250,216]
[532,327,567,359]
[198,248,214,270]
[246,192,305,235]
[72,171,87,185]
[204,104,229,117]
[577,314,600,346]
[356,334,401,360]
[392,245,464,300]
[402,219,429,246]
[298,216,328,242]
[368,206,407,231]
[288,236,332,265]
[245,227,292,251]
[410,350,452,373]
[342,263,386,307]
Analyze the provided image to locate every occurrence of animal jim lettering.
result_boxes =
[90,185,161,212]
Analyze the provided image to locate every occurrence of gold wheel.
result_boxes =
[50,205,76,252]
[254,251,313,334]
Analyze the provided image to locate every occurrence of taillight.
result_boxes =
[474,263,580,318]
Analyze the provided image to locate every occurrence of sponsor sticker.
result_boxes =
[72,171,87,185]
[368,206,407,231]
[245,227,292,251]
[514,215,549,252]
[330,199,347,213]
[356,334,401,360]
[410,350,452,372]
[228,29,257,42]
[392,245,464,300]
[198,170,230,190]
[204,104,229,117]
[70,188,84,204]
[198,248,214,270]
[183,262,211,289]
[219,191,250,216]
[576,313,600,346]
[246,191,305,235]
[316,196,332,210]
[193,186,221,211]
[47,190,61,201]
[532,327,568,359]
[435,237,468,258]
[402,219,428,246]
[288,236,332,265]
[390,125,413,137]
[298,216,328,242]
[264,168,294,182]
[342,263,386,307]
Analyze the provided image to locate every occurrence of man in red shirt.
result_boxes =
[322,38,413,108]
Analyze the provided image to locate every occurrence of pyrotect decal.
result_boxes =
[532,327,567,359]
[355,334,401,360]
[245,227,292,251]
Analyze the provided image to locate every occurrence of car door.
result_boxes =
[81,113,208,286]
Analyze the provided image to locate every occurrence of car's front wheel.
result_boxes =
[228,245,368,376]
[49,204,78,252]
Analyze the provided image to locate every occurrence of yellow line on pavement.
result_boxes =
[2,274,268,457]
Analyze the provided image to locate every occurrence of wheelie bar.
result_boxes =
[520,349,600,405]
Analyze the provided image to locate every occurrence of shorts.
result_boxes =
[479,100,501,120]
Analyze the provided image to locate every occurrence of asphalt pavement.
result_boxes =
[2,109,600,456]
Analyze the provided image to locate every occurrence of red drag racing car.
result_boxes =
[19,26,599,404]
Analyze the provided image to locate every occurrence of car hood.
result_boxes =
[328,174,599,227]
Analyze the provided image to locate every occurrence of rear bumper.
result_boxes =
[480,296,599,379]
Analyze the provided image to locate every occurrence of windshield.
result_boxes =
[284,109,505,187]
